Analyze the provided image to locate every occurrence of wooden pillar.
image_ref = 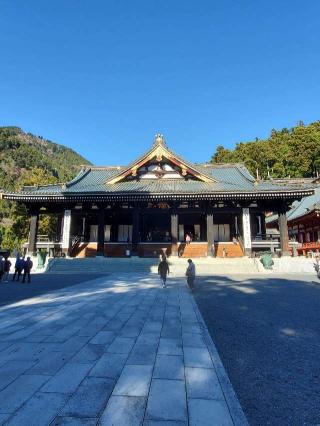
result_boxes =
[261,213,266,236]
[230,214,236,239]
[132,206,140,254]
[171,212,178,256]
[278,206,290,255]
[235,215,239,236]
[200,213,206,241]
[206,211,214,256]
[97,207,105,256]
[28,209,39,256]
[56,214,63,242]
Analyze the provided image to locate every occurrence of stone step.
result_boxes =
[46,257,258,275]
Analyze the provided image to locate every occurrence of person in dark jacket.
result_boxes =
[3,257,12,282]
[158,256,170,288]
[22,257,33,283]
[12,256,23,282]
[186,258,196,291]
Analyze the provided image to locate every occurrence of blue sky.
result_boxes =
[0,0,319,165]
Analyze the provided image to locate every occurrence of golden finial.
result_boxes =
[154,133,165,146]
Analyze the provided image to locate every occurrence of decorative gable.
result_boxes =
[106,134,216,184]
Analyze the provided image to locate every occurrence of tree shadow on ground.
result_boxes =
[193,274,320,426]
[0,273,107,307]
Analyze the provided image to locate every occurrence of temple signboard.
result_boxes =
[242,208,252,249]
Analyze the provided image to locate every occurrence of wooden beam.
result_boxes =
[171,212,178,256]
[97,207,105,256]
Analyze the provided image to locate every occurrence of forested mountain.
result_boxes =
[0,126,91,250]
[211,121,320,179]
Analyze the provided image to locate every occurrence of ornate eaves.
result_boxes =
[106,134,216,184]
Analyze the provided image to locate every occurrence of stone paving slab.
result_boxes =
[153,354,184,380]
[112,364,153,396]
[89,353,128,379]
[60,377,115,418]
[5,392,68,426]
[100,395,147,425]
[146,379,187,422]
[0,273,247,425]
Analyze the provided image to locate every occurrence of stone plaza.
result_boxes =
[0,273,246,426]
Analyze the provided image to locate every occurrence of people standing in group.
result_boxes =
[22,256,33,283]
[12,255,24,282]
[158,255,170,288]
[186,258,196,291]
[3,256,12,282]
[0,255,4,282]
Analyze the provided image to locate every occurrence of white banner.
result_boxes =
[242,208,252,249]
[62,209,72,249]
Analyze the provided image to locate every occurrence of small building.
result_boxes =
[1,135,314,258]
[267,180,320,255]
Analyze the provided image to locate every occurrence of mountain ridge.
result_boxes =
[0,126,91,250]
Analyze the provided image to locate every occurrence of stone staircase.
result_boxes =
[46,256,259,275]
[215,242,244,257]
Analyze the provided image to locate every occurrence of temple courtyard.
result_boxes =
[0,272,319,425]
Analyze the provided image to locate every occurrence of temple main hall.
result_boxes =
[2,135,314,258]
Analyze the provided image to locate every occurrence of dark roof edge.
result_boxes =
[2,188,314,202]
[65,168,92,188]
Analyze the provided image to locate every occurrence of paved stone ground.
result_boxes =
[0,274,104,307]
[0,273,243,426]
[194,274,320,426]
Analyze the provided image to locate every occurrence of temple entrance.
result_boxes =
[213,224,230,242]
[178,213,205,242]
[142,212,171,242]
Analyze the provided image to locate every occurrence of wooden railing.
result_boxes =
[300,242,320,249]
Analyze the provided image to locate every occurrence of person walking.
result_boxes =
[3,256,12,282]
[158,256,170,288]
[0,256,4,283]
[12,256,23,282]
[186,258,196,291]
[22,257,33,283]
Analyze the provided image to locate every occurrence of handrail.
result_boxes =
[70,235,84,250]
[237,235,245,253]
[251,234,279,241]
[301,242,320,249]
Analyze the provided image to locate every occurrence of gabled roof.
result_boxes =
[106,134,215,184]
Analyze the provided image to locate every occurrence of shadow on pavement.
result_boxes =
[0,273,107,307]
[193,274,320,426]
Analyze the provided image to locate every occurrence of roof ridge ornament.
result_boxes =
[153,133,166,147]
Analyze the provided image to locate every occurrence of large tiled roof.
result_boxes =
[2,139,315,201]
[5,163,314,200]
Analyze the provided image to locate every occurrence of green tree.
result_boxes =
[211,120,320,179]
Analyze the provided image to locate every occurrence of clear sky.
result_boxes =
[0,0,319,165]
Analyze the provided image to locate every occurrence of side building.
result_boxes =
[266,178,320,255]
[1,135,314,258]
